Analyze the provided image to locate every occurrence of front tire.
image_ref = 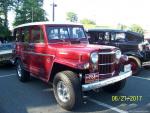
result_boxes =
[102,79,126,93]
[16,60,30,82]
[53,71,82,110]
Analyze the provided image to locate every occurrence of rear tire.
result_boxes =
[53,71,82,110]
[128,56,141,75]
[16,59,30,82]
[102,79,126,93]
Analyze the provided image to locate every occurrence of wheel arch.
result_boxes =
[124,52,143,62]
[48,62,82,83]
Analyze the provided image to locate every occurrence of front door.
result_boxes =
[30,25,49,80]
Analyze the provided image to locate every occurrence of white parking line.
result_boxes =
[87,97,128,113]
[131,76,150,80]
[0,74,16,78]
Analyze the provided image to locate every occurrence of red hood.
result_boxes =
[49,43,117,61]
[53,43,116,53]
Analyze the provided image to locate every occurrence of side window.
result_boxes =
[104,32,110,41]
[31,26,44,43]
[22,27,30,43]
[14,28,21,42]
[115,33,125,42]
[111,33,116,41]
[98,32,105,41]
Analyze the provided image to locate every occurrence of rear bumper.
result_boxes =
[0,51,12,62]
[82,71,132,91]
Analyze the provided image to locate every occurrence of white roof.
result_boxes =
[13,21,83,29]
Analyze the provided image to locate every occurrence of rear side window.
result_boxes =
[22,27,30,43]
[14,28,21,42]
[111,33,125,42]
[31,26,44,43]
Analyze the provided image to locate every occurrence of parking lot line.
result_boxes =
[87,97,128,113]
[0,74,16,78]
[131,76,150,80]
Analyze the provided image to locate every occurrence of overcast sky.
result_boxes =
[43,0,150,29]
[8,0,150,29]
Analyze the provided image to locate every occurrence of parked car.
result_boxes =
[12,22,132,110]
[0,43,14,64]
[87,29,150,75]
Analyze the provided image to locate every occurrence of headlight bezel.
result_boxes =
[90,52,99,64]
[138,44,143,51]
[115,50,122,59]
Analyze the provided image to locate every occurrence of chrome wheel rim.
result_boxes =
[17,64,22,77]
[57,81,70,103]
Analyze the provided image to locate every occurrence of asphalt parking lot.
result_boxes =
[0,64,150,113]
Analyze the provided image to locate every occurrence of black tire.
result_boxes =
[16,59,30,82]
[128,56,141,76]
[102,79,126,93]
[53,71,82,110]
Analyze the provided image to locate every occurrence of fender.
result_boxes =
[53,58,87,70]
[47,58,88,82]
[123,51,143,61]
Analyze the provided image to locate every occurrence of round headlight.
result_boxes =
[115,50,121,59]
[91,52,98,63]
[138,44,143,51]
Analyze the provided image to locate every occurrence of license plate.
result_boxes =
[85,73,99,83]
[124,64,131,72]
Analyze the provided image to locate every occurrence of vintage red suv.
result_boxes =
[12,22,132,110]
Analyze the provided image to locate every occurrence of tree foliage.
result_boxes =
[130,24,144,35]
[0,25,11,37]
[13,0,47,26]
[80,18,96,25]
[0,0,20,39]
[0,0,18,28]
[66,12,78,22]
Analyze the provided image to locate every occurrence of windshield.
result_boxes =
[46,26,87,43]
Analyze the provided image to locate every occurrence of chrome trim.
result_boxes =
[82,71,132,91]
[16,50,55,57]
[98,71,115,76]
[98,61,116,66]
[98,51,115,55]
[0,50,12,55]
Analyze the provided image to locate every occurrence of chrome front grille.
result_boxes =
[98,52,116,74]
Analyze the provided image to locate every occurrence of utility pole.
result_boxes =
[32,7,33,22]
[51,0,57,21]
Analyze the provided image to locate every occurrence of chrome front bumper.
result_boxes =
[82,71,132,91]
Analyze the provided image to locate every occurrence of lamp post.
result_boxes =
[32,7,33,22]
[51,0,57,22]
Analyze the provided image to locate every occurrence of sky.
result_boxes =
[8,0,150,29]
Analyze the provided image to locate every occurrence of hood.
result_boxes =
[50,43,117,61]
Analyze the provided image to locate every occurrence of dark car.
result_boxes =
[87,29,150,75]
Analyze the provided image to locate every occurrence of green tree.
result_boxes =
[130,24,144,35]
[66,12,78,22]
[0,0,18,28]
[0,25,10,37]
[80,18,96,25]
[14,0,47,26]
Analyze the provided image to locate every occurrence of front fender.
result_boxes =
[123,51,143,60]
[54,58,88,70]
